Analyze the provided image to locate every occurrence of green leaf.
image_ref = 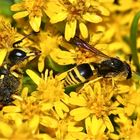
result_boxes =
[14,0,22,3]
[0,0,13,16]
[22,75,37,94]
[130,11,140,73]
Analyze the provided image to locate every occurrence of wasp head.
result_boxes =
[98,58,132,80]
[8,48,41,66]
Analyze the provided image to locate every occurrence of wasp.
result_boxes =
[0,33,40,107]
[63,36,132,87]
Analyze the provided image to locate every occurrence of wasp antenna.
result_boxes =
[13,40,22,48]
[13,31,39,48]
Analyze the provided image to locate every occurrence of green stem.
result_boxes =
[130,11,140,73]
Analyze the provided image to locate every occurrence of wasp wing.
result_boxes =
[70,36,110,59]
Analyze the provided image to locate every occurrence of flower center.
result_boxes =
[61,0,94,21]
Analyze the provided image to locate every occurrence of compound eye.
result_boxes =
[8,49,27,65]
[111,58,123,69]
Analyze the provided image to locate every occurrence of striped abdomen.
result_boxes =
[64,63,95,87]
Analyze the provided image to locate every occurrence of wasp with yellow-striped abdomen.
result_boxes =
[62,36,132,87]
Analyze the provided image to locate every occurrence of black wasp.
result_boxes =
[0,33,40,107]
[63,36,132,87]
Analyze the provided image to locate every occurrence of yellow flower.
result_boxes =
[84,114,140,140]
[26,69,69,119]
[88,14,131,55]
[82,116,107,140]
[50,48,76,65]
[45,0,111,40]
[41,115,83,139]
[2,87,41,120]
[0,115,47,140]
[0,18,16,49]
[107,0,140,12]
[129,116,140,140]
[11,0,47,32]
[33,30,77,72]
[35,30,60,72]
[64,110,109,140]
[124,84,140,117]
[69,80,128,132]
[49,36,78,65]
[111,113,133,140]
[0,19,16,65]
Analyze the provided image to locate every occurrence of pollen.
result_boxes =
[64,0,89,21]
[0,19,16,48]
[87,91,111,118]
[21,98,41,119]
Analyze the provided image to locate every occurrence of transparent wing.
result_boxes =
[70,36,110,59]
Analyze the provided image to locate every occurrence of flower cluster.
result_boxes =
[0,0,140,139]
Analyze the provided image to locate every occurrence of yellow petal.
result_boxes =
[91,115,106,135]
[38,56,45,72]
[13,11,29,19]
[26,69,41,85]
[54,101,69,119]
[61,102,69,112]
[11,3,24,11]
[50,12,67,23]
[79,22,88,38]
[85,117,91,132]
[21,87,29,98]
[89,32,103,44]
[54,102,69,118]
[101,25,115,42]
[36,134,55,140]
[45,0,67,22]
[103,116,114,132]
[70,107,90,121]
[41,102,52,111]
[68,125,83,132]
[40,116,58,128]
[83,13,102,23]
[0,49,7,65]
[98,6,110,16]
[85,1,91,8]
[29,115,40,133]
[3,106,21,113]
[50,48,76,65]
[65,20,77,41]
[99,0,114,3]
[54,102,64,119]
[71,20,77,38]
[29,16,41,32]
[68,0,77,4]
[69,92,87,106]
[0,122,13,137]
[4,113,22,127]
